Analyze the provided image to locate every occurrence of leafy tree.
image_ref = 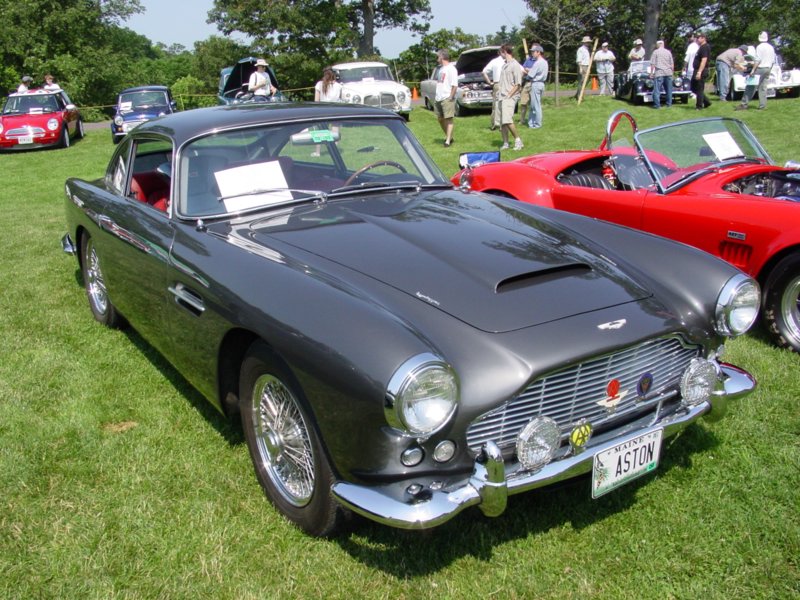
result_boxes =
[394,28,483,84]
[191,35,255,92]
[208,0,432,63]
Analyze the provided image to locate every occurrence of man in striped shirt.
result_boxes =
[649,40,674,108]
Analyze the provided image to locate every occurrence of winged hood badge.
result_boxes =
[597,318,627,330]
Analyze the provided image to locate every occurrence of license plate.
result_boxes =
[18,135,33,144]
[592,429,662,498]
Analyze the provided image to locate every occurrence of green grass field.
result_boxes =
[0,95,798,599]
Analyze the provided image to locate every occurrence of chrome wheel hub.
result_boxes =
[86,241,108,314]
[252,374,314,506]
[782,275,800,341]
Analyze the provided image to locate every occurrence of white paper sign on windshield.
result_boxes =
[214,160,292,212]
[702,131,744,161]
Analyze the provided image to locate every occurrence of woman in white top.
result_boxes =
[314,68,342,102]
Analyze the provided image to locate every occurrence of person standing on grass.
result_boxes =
[497,43,524,151]
[482,49,505,130]
[736,32,776,111]
[594,42,616,95]
[575,35,592,97]
[526,45,548,129]
[433,49,458,147]
[650,40,674,109]
[692,32,712,109]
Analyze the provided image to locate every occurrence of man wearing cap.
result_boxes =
[649,40,674,109]
[17,75,33,93]
[527,45,548,129]
[628,39,645,62]
[518,48,536,124]
[594,42,616,96]
[248,58,277,101]
[715,45,748,100]
[736,32,776,111]
[576,36,591,96]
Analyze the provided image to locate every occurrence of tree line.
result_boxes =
[2,0,798,118]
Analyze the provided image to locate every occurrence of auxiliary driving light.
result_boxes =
[401,446,424,467]
[680,358,717,407]
[433,440,456,463]
[516,416,561,471]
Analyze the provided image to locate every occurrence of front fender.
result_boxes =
[452,162,555,207]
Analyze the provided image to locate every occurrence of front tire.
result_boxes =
[60,126,70,148]
[764,254,800,352]
[239,342,346,536]
[80,234,121,327]
[76,119,85,139]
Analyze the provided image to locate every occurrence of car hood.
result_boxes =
[248,190,652,333]
[456,46,500,76]
[341,80,409,94]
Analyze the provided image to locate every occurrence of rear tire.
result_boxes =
[80,234,121,327]
[239,341,346,536]
[763,253,800,352]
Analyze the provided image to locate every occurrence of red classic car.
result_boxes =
[0,88,84,150]
[453,111,800,352]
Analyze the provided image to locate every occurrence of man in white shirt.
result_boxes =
[575,36,591,96]
[482,50,505,130]
[248,58,277,101]
[594,42,616,95]
[736,31,776,110]
[683,33,699,79]
[434,49,458,147]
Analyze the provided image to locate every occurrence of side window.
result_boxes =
[127,138,174,213]
[109,138,132,195]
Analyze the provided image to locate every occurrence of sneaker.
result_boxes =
[310,151,321,157]
[500,143,510,150]
[734,105,748,111]
[758,106,766,110]
[514,138,524,151]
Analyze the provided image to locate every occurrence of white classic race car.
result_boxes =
[730,54,800,99]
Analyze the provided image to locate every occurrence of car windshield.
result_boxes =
[177,116,450,218]
[2,94,60,115]
[629,61,650,75]
[118,91,169,112]
[336,66,394,83]
[635,117,773,188]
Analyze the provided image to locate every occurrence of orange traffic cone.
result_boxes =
[591,77,598,91]
[412,87,419,100]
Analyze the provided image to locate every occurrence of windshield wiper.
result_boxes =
[218,187,328,203]
[329,180,444,195]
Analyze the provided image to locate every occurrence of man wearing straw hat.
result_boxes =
[575,35,591,96]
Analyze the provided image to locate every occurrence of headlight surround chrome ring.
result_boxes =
[715,273,761,336]
[385,353,459,438]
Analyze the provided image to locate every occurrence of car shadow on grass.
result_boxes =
[334,423,720,575]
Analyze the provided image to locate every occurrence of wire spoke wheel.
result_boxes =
[251,374,315,506]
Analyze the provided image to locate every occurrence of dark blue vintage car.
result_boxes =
[614,61,691,105]
[62,103,758,536]
[110,85,177,144]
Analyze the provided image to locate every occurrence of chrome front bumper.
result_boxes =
[332,363,755,529]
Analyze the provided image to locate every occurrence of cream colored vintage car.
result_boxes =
[332,61,412,120]
[730,54,800,99]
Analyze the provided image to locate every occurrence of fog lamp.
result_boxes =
[516,416,560,471]
[680,358,717,407]
[401,446,424,467]
[433,440,456,463]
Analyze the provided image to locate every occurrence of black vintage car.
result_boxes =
[62,103,758,536]
[615,60,691,105]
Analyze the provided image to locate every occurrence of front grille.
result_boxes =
[364,93,398,109]
[7,127,45,137]
[466,337,700,454]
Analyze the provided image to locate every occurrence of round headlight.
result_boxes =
[114,115,124,126]
[680,358,717,406]
[516,417,560,471]
[351,94,361,104]
[47,118,59,131]
[715,274,760,336]
[386,354,458,437]
[397,90,407,103]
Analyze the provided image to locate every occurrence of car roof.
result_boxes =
[133,102,402,146]
[332,61,390,69]
[119,85,170,94]
[8,89,63,98]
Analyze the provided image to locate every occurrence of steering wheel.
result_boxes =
[343,160,407,186]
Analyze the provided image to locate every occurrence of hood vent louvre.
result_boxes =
[496,264,591,293]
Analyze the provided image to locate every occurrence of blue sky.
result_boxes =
[125,0,530,56]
